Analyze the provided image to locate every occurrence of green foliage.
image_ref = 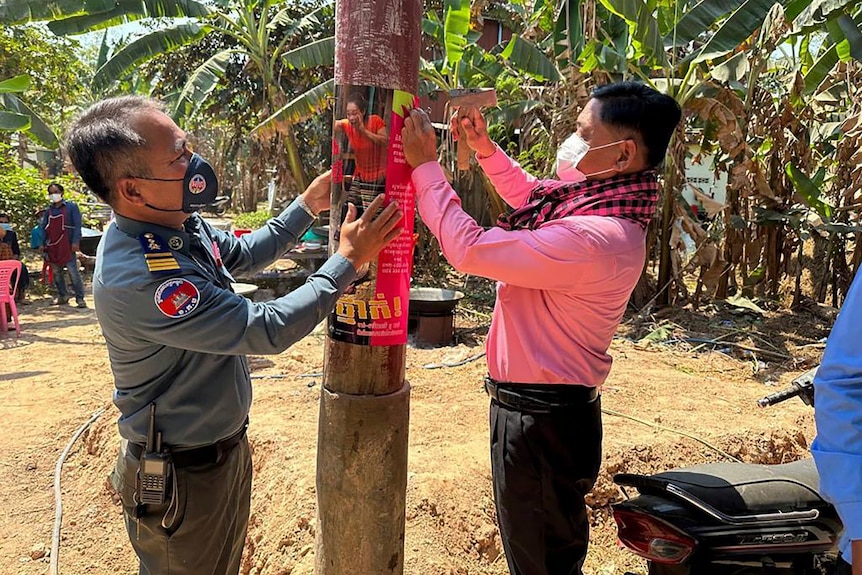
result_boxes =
[0,142,92,232]
[786,163,834,221]
[0,26,90,139]
[232,209,272,230]
[515,136,553,178]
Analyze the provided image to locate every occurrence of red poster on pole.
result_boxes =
[329,87,418,346]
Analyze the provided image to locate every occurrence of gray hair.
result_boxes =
[64,96,165,205]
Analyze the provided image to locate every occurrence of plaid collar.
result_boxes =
[496,170,660,231]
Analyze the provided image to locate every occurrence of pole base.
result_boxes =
[314,382,411,575]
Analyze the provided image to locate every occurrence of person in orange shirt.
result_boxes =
[334,92,390,284]
[334,92,389,207]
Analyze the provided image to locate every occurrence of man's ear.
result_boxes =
[615,139,638,172]
[116,178,146,206]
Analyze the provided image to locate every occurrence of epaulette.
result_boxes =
[138,232,181,274]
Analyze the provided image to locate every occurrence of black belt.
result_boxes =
[128,420,248,469]
[484,376,599,414]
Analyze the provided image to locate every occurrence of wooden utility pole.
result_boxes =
[314,0,421,572]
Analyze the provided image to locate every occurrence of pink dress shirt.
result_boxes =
[411,145,647,387]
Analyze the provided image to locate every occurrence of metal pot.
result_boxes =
[409,287,465,316]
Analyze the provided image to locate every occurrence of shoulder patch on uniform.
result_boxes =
[154,278,200,319]
[139,232,180,274]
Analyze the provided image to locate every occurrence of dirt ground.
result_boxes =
[0,277,835,575]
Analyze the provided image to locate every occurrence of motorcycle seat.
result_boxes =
[615,459,829,518]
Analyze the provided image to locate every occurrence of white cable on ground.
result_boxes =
[50,408,106,575]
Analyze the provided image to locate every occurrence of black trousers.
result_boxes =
[111,437,252,575]
[490,392,603,575]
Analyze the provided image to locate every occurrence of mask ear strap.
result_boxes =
[129,176,184,182]
[591,138,630,151]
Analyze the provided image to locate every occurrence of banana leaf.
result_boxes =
[501,35,561,81]
[92,23,209,92]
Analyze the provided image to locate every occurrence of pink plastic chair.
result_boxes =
[0,259,22,336]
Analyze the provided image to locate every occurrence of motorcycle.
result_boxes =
[612,368,846,574]
[201,195,231,216]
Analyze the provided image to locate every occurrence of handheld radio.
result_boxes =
[137,403,171,505]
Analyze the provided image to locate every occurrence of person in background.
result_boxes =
[0,213,30,304]
[401,81,682,575]
[334,91,389,205]
[333,92,390,284]
[812,267,862,575]
[30,209,46,249]
[29,209,53,289]
[41,183,86,308]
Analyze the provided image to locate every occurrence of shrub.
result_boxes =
[233,209,272,230]
[0,142,96,233]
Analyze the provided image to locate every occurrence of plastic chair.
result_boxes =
[0,259,22,336]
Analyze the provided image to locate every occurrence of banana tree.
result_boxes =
[1,0,337,192]
[415,0,565,223]
[569,0,862,305]
[0,74,59,149]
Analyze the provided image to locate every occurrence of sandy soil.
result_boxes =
[0,286,832,575]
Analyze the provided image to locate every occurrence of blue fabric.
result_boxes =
[812,270,862,562]
[93,198,356,448]
[30,225,45,249]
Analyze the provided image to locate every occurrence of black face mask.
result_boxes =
[133,153,219,214]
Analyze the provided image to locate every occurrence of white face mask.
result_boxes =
[554,133,628,181]
[49,193,62,203]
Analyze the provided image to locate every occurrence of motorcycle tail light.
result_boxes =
[613,508,696,564]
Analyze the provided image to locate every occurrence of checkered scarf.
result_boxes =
[496,170,660,231]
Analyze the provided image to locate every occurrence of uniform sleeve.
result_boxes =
[812,271,862,544]
[69,203,83,245]
[211,197,314,277]
[412,161,611,290]
[477,144,551,209]
[114,254,356,356]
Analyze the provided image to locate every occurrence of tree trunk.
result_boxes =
[656,126,685,306]
[314,0,421,573]
[17,133,27,168]
[282,126,308,192]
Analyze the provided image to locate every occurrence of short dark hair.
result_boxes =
[64,96,165,205]
[590,82,682,168]
[0,213,8,222]
[47,182,64,193]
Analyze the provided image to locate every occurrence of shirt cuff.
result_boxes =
[313,253,357,292]
[278,197,316,236]
[296,195,317,217]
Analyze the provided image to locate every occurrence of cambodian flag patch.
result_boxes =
[154,278,200,318]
